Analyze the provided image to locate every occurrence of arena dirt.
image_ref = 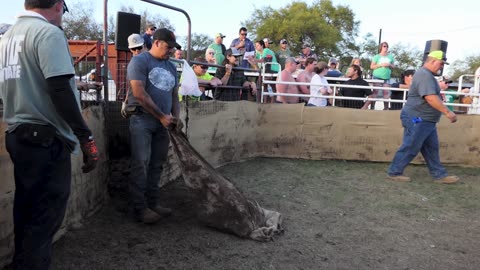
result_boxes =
[50,158,480,270]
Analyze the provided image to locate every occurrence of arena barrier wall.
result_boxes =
[1,101,479,267]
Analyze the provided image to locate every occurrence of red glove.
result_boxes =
[80,139,99,173]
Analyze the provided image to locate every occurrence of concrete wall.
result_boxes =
[1,100,479,267]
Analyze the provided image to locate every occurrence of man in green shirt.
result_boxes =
[208,33,227,66]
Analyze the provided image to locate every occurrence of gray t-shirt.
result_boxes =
[402,67,442,122]
[0,12,79,149]
[127,52,177,115]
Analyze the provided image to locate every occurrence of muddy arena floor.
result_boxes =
[49,158,480,270]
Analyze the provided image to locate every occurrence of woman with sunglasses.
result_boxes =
[127,33,145,56]
[369,41,395,110]
[205,48,217,73]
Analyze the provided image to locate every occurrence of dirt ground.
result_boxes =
[49,158,480,270]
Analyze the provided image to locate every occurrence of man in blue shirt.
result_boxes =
[230,27,255,68]
[127,28,181,223]
[142,23,156,50]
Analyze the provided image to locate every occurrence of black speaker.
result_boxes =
[115,12,141,51]
[422,39,448,64]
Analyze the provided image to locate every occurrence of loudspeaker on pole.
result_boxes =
[423,40,448,75]
[115,12,141,51]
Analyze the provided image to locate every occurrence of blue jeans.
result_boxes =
[129,114,170,212]
[6,131,71,270]
[388,111,448,179]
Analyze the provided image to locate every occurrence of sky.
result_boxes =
[1,0,479,74]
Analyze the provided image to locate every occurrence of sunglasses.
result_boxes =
[382,45,388,48]
[131,46,143,51]
[240,33,247,36]
[195,65,208,70]
[63,1,69,14]
[208,52,215,55]
[150,28,156,31]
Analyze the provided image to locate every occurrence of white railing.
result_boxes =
[261,78,480,113]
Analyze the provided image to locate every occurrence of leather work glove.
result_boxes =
[170,117,184,133]
[80,139,99,173]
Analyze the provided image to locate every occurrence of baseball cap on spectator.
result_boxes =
[301,43,310,49]
[403,68,415,77]
[329,58,338,65]
[436,75,452,84]
[153,28,181,49]
[285,57,299,65]
[428,50,449,64]
[127,33,144,49]
[263,38,272,44]
[215,33,226,38]
[227,48,243,57]
[280,39,287,44]
[147,24,156,30]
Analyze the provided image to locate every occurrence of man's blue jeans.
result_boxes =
[6,132,71,270]
[388,111,448,179]
[129,114,170,212]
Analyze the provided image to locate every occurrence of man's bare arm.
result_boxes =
[130,80,172,127]
[424,94,457,123]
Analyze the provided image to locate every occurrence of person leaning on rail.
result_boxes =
[214,48,257,101]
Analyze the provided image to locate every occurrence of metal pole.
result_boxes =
[139,0,191,61]
[378,28,382,46]
[103,0,109,105]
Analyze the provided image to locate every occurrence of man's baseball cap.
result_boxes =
[428,50,449,65]
[280,39,287,44]
[285,57,299,65]
[153,28,181,49]
[436,75,452,84]
[263,38,272,44]
[127,33,144,49]
[301,43,311,49]
[215,33,226,38]
[329,58,338,64]
[147,24,156,30]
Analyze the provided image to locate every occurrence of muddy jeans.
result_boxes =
[5,129,71,270]
[129,114,170,213]
[388,111,448,179]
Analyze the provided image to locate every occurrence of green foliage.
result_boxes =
[178,33,214,60]
[243,0,359,60]
[449,54,480,83]
[63,0,103,40]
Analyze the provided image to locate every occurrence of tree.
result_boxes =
[448,55,480,83]
[243,0,360,61]
[63,0,103,40]
[178,33,213,60]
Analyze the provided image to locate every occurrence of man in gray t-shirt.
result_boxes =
[387,51,459,184]
[0,1,98,269]
[126,28,181,224]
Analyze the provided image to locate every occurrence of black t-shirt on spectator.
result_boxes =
[339,78,371,109]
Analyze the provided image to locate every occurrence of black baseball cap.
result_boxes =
[153,28,181,49]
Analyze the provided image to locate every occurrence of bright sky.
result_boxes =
[2,0,479,74]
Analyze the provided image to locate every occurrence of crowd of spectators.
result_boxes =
[124,24,473,110]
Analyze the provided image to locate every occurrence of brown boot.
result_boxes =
[434,175,460,184]
[387,175,411,182]
[150,205,172,217]
[138,208,162,224]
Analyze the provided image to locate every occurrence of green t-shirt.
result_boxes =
[255,48,279,72]
[372,53,395,80]
[275,48,292,69]
[0,13,79,150]
[208,43,225,66]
